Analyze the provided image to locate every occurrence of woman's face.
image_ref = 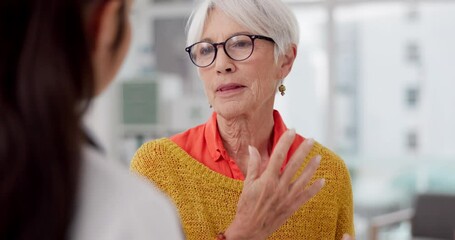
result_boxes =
[198,8,284,119]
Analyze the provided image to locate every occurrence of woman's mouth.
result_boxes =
[216,83,246,93]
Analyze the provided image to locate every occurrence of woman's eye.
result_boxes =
[199,46,214,56]
[231,40,252,48]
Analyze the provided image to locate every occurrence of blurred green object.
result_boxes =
[122,81,158,125]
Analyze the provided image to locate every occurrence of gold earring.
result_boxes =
[279,84,286,96]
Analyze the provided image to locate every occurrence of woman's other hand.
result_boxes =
[224,129,325,240]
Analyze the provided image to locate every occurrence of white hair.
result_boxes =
[186,0,299,61]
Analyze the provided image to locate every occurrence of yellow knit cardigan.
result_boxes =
[131,138,354,240]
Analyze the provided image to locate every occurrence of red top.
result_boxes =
[170,110,305,180]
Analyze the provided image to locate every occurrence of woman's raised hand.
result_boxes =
[224,129,325,240]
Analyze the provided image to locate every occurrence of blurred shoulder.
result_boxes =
[70,146,183,240]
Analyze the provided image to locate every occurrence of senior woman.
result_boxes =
[131,0,355,239]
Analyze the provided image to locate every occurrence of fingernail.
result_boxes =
[248,145,254,155]
[320,178,326,186]
[305,138,314,147]
[287,129,296,136]
[315,155,321,164]
[342,234,350,240]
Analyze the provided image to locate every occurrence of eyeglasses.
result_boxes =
[185,34,275,68]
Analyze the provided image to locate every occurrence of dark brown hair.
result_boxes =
[0,0,126,239]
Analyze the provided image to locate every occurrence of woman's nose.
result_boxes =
[214,46,236,74]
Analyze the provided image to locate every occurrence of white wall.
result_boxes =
[420,4,455,156]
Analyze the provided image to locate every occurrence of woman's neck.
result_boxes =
[217,109,275,176]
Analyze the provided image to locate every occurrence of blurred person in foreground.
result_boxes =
[0,0,182,238]
[0,0,329,239]
[131,0,355,239]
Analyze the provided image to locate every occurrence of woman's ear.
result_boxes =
[279,44,297,79]
[93,0,122,56]
[91,0,126,94]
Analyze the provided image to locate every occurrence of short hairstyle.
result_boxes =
[186,0,299,61]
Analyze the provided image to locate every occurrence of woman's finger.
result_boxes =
[342,233,353,240]
[265,129,296,177]
[291,178,325,210]
[279,138,314,187]
[289,155,321,195]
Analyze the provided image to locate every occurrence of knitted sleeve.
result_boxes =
[129,139,171,193]
[130,140,156,179]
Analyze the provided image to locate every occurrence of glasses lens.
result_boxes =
[190,42,215,67]
[225,35,254,61]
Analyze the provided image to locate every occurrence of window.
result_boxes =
[407,130,418,151]
[406,41,421,65]
[405,87,419,108]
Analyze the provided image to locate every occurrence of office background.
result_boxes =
[84,0,455,239]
